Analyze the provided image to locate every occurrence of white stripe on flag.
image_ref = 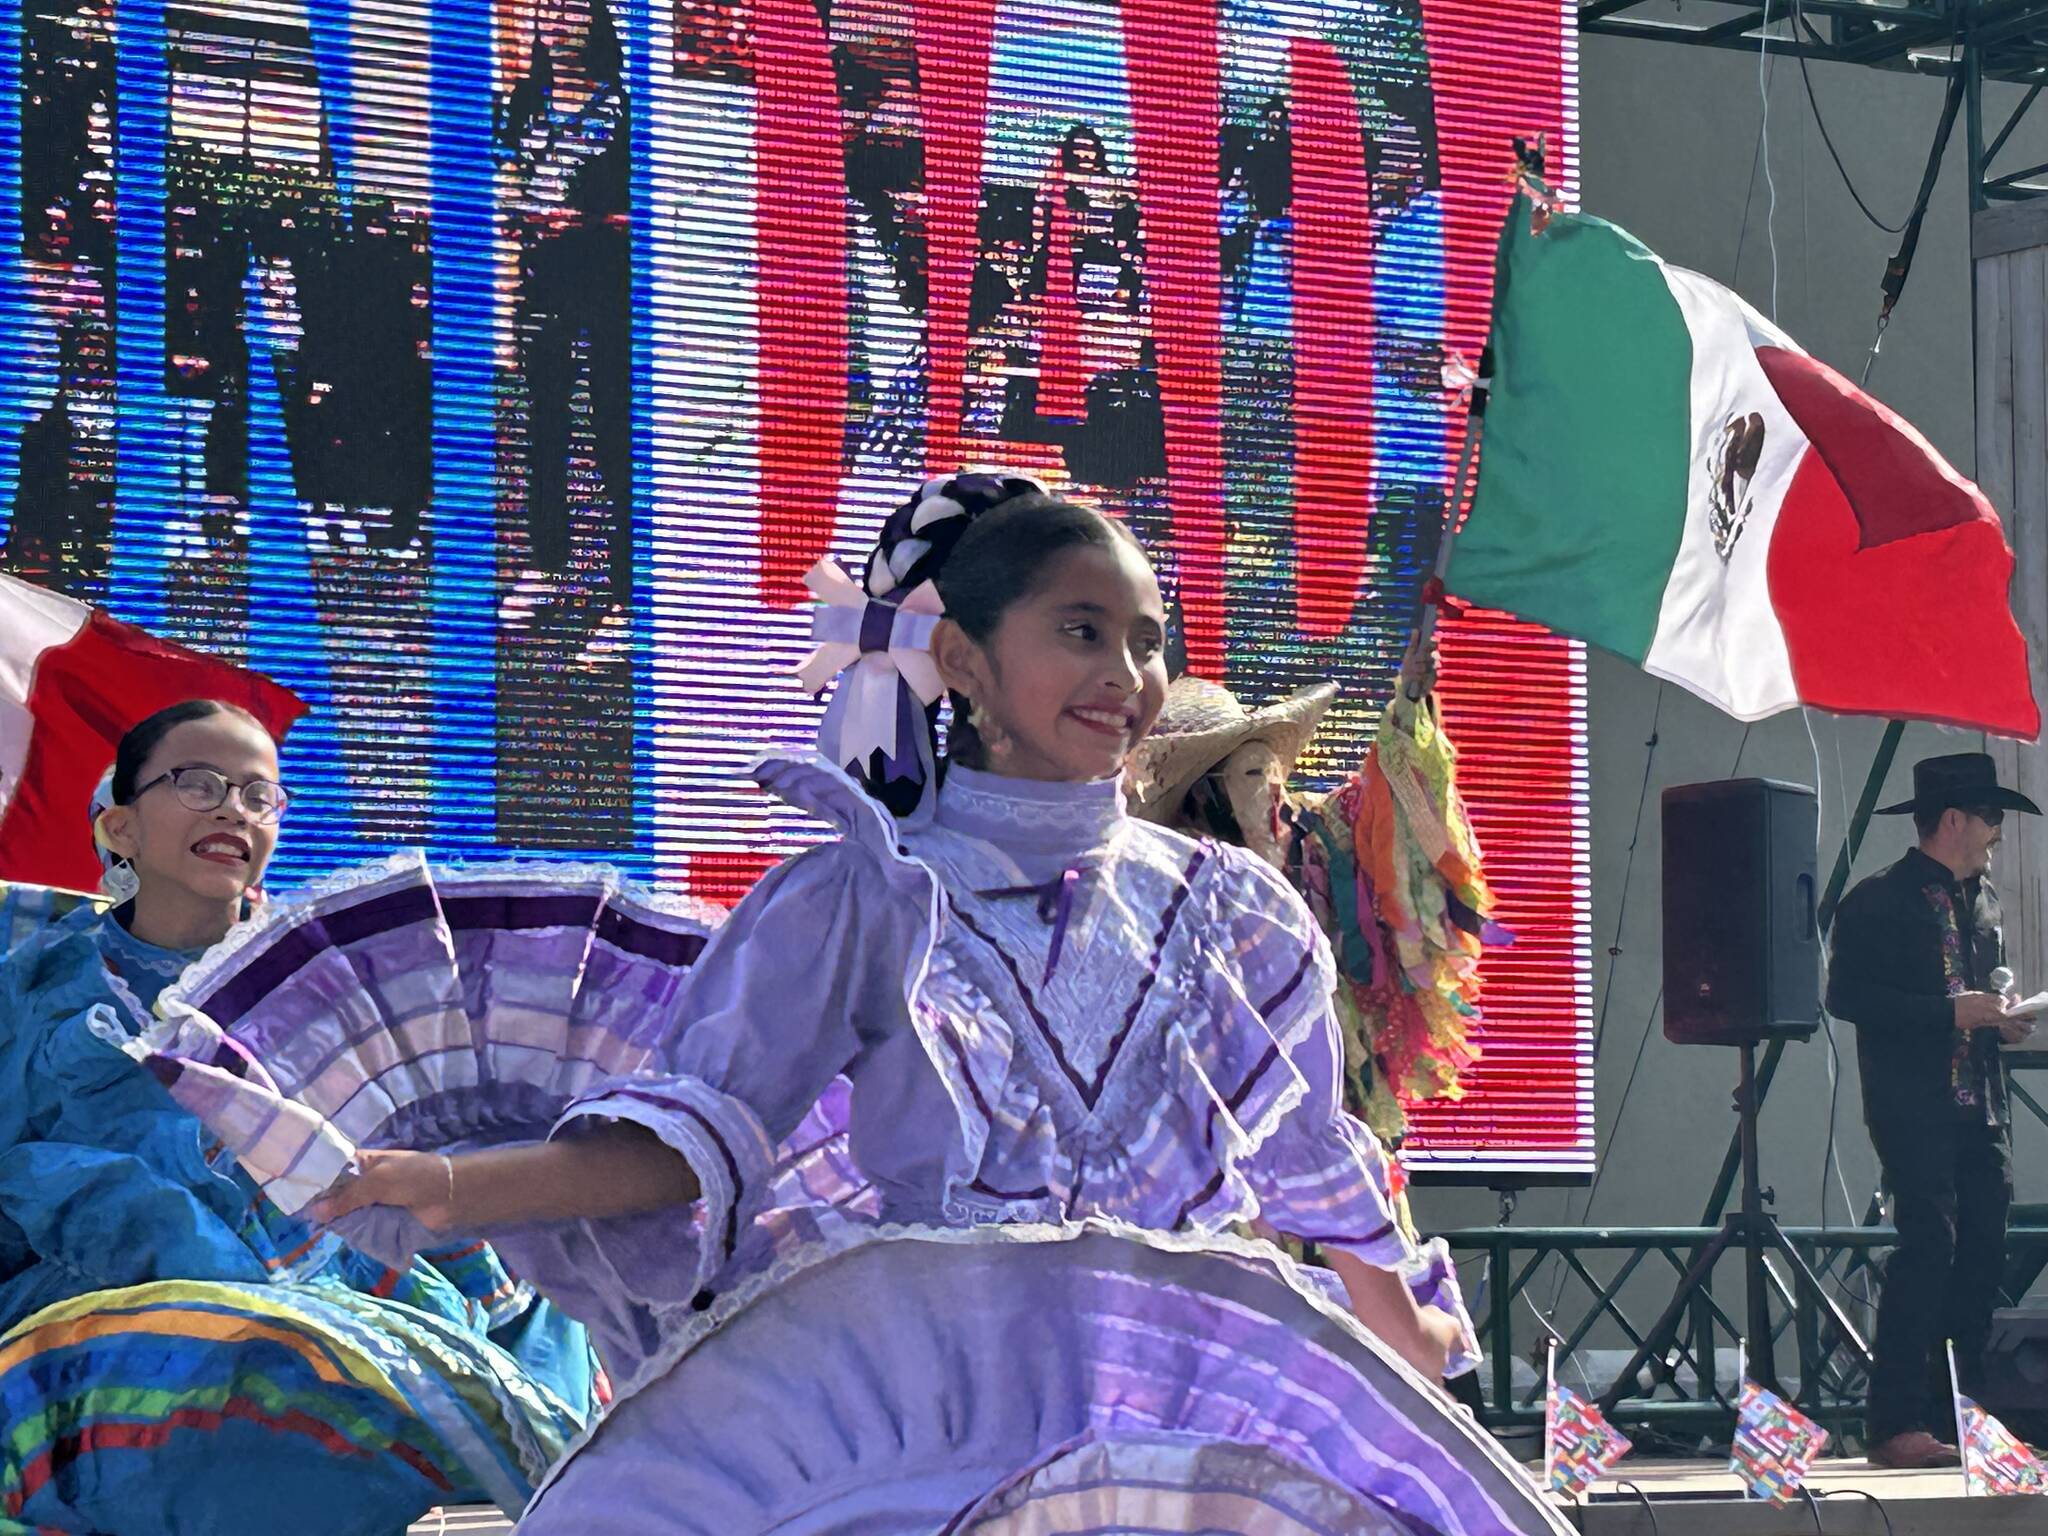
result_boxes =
[1642,267,1803,721]
[0,574,90,808]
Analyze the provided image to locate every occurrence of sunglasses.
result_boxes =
[131,765,291,826]
[1963,805,2006,829]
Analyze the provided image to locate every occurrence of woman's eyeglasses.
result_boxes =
[131,766,291,825]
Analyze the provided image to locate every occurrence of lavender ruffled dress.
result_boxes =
[477,760,1562,1535]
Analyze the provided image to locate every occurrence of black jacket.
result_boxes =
[1825,848,2007,1134]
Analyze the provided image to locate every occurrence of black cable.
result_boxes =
[1815,1005,1884,1317]
[1819,1487,1897,1536]
[1544,985,1667,1336]
[1797,1485,1827,1536]
[1583,726,1743,1233]
[1611,1480,1664,1536]
[1595,987,1664,1215]
[1593,685,1665,1058]
[1820,1013,1841,1228]
[1789,0,1962,238]
[1551,717,1740,1316]
[1733,53,1774,282]
[1793,49,1908,233]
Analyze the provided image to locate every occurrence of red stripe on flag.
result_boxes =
[1290,34,1377,641]
[1768,444,2040,738]
[0,608,307,890]
[1757,345,1984,549]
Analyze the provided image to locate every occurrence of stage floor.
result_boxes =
[404,1457,2043,1535]
[1563,1457,2040,1534]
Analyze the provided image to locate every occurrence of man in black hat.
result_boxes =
[1826,752,2040,1469]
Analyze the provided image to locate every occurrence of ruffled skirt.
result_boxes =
[0,1278,585,1535]
[517,1224,1562,1536]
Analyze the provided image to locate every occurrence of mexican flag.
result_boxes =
[1448,195,2040,739]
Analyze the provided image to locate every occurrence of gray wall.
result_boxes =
[1411,37,2048,1255]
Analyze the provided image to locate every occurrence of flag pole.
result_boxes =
[1732,1339,1751,1501]
[1948,1337,1972,1496]
[1403,135,1546,702]
[1543,1337,1558,1492]
[1402,393,1487,702]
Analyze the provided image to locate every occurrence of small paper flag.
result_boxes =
[1957,1396,2048,1498]
[1730,1379,1830,1504]
[1547,1383,1633,1495]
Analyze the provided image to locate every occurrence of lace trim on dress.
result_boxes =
[938,764,1128,842]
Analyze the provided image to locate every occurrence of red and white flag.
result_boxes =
[0,574,307,890]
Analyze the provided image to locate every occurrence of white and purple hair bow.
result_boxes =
[795,471,1047,797]
[796,557,945,786]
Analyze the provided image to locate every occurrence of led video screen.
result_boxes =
[0,0,1586,1176]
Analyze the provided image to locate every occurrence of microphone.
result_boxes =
[1992,966,2015,996]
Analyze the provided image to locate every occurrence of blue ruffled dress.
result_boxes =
[0,896,598,1535]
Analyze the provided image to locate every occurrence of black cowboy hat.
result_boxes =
[1874,752,2042,817]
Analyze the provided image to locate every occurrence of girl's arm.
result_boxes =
[313,1122,699,1234]
[1326,1247,1462,1382]
[311,836,916,1272]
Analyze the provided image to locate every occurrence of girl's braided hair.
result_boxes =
[853,471,1142,816]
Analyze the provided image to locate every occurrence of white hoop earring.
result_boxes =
[99,858,140,908]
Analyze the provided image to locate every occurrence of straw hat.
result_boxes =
[1128,678,1339,825]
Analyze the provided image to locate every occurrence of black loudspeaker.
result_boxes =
[1662,778,1821,1046]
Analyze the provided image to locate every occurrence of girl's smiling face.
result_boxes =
[938,537,1169,783]
[102,713,283,907]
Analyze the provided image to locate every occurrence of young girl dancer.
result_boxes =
[0,701,594,1533]
[266,475,1558,1533]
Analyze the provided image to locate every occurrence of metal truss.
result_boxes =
[1447,1220,2048,1436]
[1443,1055,2048,1438]
[1579,3,2048,203]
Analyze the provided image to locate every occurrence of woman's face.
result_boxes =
[104,714,283,908]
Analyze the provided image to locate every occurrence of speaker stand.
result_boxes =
[1596,1042,1873,1415]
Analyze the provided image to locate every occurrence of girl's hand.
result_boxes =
[1326,1247,1463,1383]
[1416,1305,1465,1381]
[1398,632,1440,701]
[310,1149,456,1232]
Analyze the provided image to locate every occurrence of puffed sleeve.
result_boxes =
[536,837,920,1318]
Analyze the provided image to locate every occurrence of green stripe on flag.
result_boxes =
[1448,198,1695,662]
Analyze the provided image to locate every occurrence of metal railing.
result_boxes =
[1443,1219,2048,1437]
